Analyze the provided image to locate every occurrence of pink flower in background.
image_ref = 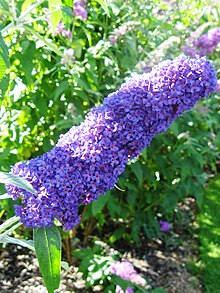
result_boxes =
[216,80,220,93]
[181,46,198,58]
[159,221,171,232]
[110,260,146,292]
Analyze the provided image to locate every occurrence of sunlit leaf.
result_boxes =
[34,225,61,293]
[0,235,35,251]
[0,171,36,194]
[21,0,34,12]
[94,0,110,16]
[0,216,20,234]
[48,0,63,33]
[0,33,9,81]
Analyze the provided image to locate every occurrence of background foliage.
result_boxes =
[0,0,219,291]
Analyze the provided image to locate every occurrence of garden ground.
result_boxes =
[0,198,203,293]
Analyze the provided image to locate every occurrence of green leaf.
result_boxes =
[0,0,9,10]
[92,194,107,216]
[126,190,137,208]
[0,33,9,86]
[63,0,73,8]
[21,0,34,12]
[34,225,61,293]
[0,216,20,234]
[61,261,70,271]
[0,74,9,98]
[0,235,35,251]
[0,193,11,199]
[20,41,36,84]
[23,25,63,57]
[53,80,69,100]
[0,171,36,194]
[48,0,63,33]
[152,288,168,293]
[111,274,133,291]
[130,161,143,187]
[0,53,7,79]
[94,0,110,16]
[169,121,179,136]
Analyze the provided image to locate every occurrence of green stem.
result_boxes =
[143,195,165,212]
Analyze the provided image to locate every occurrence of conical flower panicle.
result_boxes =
[6,55,217,230]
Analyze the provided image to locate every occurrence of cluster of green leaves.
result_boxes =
[0,0,220,291]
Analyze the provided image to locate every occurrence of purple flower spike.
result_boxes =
[6,55,217,230]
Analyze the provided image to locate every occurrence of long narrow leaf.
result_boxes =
[0,235,35,251]
[34,225,61,293]
[0,222,22,238]
[0,193,12,199]
[23,25,63,57]
[0,216,20,234]
[0,171,36,194]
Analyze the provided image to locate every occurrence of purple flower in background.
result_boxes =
[5,55,217,230]
[110,260,146,292]
[54,22,72,40]
[44,9,72,40]
[73,0,88,20]
[159,220,171,232]
[181,46,198,58]
[182,27,220,57]
[194,27,220,55]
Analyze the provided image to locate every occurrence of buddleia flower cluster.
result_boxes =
[6,55,217,230]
